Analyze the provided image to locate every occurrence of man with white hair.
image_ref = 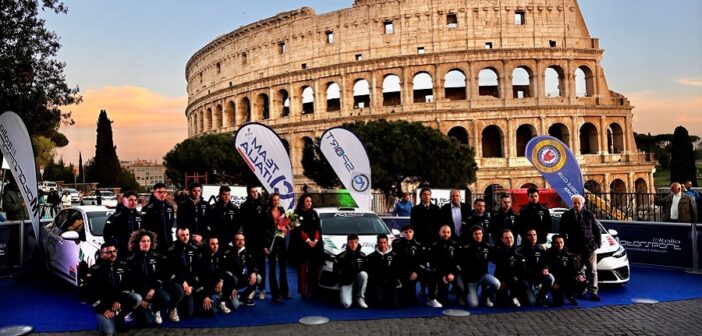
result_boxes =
[655,182,697,223]
[559,194,602,301]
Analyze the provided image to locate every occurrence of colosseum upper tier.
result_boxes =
[185,0,656,195]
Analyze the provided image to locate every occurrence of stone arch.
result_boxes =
[191,113,198,135]
[607,123,625,154]
[326,82,341,112]
[549,123,570,146]
[448,126,469,145]
[575,65,595,97]
[198,110,204,134]
[483,184,505,209]
[353,79,371,108]
[412,72,434,103]
[610,178,627,207]
[214,104,223,129]
[478,67,500,98]
[579,123,599,155]
[544,65,566,98]
[256,93,270,120]
[382,74,402,106]
[512,66,533,98]
[482,125,504,158]
[298,136,314,166]
[521,182,539,189]
[277,89,290,117]
[238,97,251,124]
[635,178,648,193]
[281,139,291,155]
[585,179,602,193]
[206,107,213,131]
[225,100,235,127]
[444,69,467,101]
[515,124,537,157]
[301,86,315,114]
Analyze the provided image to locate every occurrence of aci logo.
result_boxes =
[531,139,567,173]
[351,173,370,192]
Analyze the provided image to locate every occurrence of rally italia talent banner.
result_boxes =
[525,135,584,208]
[319,127,372,210]
[0,111,40,240]
[234,123,295,210]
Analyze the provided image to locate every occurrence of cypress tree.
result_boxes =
[670,126,697,187]
[91,110,121,187]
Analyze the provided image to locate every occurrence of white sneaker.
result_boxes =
[485,297,494,308]
[153,311,162,325]
[512,297,521,308]
[259,291,266,300]
[168,308,180,322]
[219,301,231,314]
[426,299,443,308]
[357,297,368,309]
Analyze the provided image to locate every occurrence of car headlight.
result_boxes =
[612,246,626,258]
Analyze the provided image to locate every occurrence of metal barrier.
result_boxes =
[0,220,43,277]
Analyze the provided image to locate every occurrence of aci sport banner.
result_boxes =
[234,123,295,210]
[525,135,584,208]
[320,127,372,210]
[0,111,40,240]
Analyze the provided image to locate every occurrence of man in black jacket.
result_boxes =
[334,234,369,308]
[560,194,602,301]
[367,234,400,308]
[545,235,586,306]
[427,225,464,308]
[459,225,500,308]
[104,191,142,257]
[462,198,491,241]
[439,189,471,241]
[87,242,141,336]
[141,183,175,252]
[491,194,519,247]
[239,185,269,300]
[176,182,209,246]
[410,187,441,245]
[207,185,240,246]
[164,227,200,322]
[492,229,529,307]
[198,236,232,315]
[517,187,551,244]
[392,225,427,305]
[518,229,553,306]
[223,232,260,308]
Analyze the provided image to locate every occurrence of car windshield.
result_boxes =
[320,212,390,235]
[87,211,112,236]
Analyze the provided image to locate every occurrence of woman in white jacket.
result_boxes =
[61,190,72,208]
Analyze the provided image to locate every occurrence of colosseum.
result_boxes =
[185,0,656,196]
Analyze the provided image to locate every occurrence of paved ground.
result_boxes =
[37,298,702,336]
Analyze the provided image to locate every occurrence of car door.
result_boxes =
[48,209,81,285]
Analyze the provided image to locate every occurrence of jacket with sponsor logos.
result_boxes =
[367,247,400,289]
[429,238,462,277]
[334,247,367,286]
[459,240,493,282]
[544,246,583,283]
[223,245,257,281]
[517,202,552,244]
[207,201,240,246]
[141,196,175,250]
[165,240,200,286]
[86,258,130,313]
[491,245,527,285]
[176,196,210,237]
[198,247,230,297]
[104,207,143,256]
[391,237,428,279]
[125,250,164,297]
[517,243,548,284]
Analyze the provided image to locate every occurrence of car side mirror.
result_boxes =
[608,229,618,237]
[61,230,80,241]
[391,229,401,237]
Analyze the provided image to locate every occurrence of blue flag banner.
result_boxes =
[525,135,584,208]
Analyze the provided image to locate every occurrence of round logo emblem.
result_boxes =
[351,173,370,192]
[531,140,567,173]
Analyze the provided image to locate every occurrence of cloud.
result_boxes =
[627,91,702,136]
[678,77,702,88]
[56,86,188,165]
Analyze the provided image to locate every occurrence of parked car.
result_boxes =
[39,181,58,193]
[81,191,118,208]
[317,207,399,290]
[548,208,630,284]
[41,206,112,289]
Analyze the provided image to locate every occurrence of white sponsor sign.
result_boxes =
[415,188,465,208]
[319,128,372,210]
[234,123,295,210]
[0,111,40,240]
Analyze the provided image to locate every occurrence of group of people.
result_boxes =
[337,187,601,311]
[91,182,324,335]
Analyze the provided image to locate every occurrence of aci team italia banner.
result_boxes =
[234,123,295,210]
[0,111,40,240]
[525,135,584,208]
[320,127,372,210]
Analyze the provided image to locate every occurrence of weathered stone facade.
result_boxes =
[184,0,656,194]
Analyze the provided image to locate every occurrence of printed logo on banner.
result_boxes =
[351,173,370,192]
[532,139,567,173]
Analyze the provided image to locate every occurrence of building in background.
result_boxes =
[123,160,165,188]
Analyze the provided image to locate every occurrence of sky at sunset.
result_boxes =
[41,0,702,165]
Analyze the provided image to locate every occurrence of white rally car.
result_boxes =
[317,207,399,290]
[41,206,112,290]
[548,208,630,284]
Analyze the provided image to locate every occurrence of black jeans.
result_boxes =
[268,236,289,299]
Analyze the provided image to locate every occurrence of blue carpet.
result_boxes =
[1,264,702,332]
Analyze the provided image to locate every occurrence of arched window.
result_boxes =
[225,101,235,127]
[326,83,341,112]
[353,79,370,108]
[281,139,291,155]
[444,70,466,100]
[607,123,624,154]
[277,89,290,117]
[239,97,251,123]
[512,66,532,98]
[214,104,223,129]
[585,180,602,193]
[206,108,213,131]
[448,126,469,145]
[413,72,434,103]
[256,94,270,120]
[575,66,595,97]
[515,124,537,157]
[382,74,401,106]
[544,66,565,97]
[548,123,570,145]
[301,86,315,114]
[483,184,505,209]
[579,123,599,154]
[478,68,500,98]
[482,125,504,158]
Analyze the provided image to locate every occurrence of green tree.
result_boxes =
[302,120,478,193]
[0,0,80,137]
[163,133,257,188]
[670,126,697,186]
[87,110,138,189]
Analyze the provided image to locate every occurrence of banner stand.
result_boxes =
[685,223,701,275]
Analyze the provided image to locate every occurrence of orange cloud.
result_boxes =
[678,77,702,88]
[628,91,702,136]
[55,86,188,165]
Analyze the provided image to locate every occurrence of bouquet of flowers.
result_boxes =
[270,210,301,250]
[286,209,301,228]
